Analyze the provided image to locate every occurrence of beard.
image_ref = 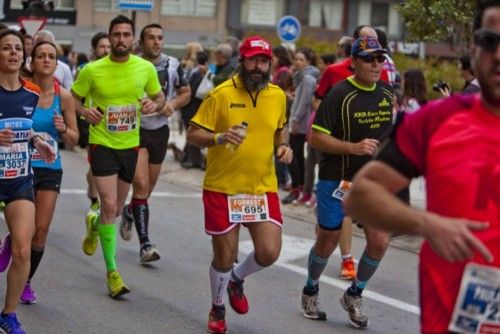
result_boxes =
[238,65,271,92]
[111,44,131,57]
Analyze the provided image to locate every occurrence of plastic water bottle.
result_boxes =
[225,121,248,152]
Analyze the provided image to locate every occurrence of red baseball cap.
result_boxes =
[239,36,272,59]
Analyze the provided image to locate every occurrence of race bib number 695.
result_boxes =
[228,194,269,223]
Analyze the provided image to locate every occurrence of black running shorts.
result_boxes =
[88,145,138,183]
[33,168,63,193]
[139,125,170,164]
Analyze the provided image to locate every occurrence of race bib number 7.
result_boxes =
[228,194,269,223]
[449,263,500,334]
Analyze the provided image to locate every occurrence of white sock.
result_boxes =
[231,251,264,282]
[209,264,231,306]
[342,254,352,261]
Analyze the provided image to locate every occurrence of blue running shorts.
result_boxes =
[316,179,344,231]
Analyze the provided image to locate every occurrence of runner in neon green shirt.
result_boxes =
[71,15,165,299]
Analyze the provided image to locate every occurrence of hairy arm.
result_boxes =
[344,161,493,263]
[186,124,217,148]
[163,85,191,117]
[71,91,102,125]
[309,129,379,156]
[274,127,293,164]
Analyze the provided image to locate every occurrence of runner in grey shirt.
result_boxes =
[120,23,191,262]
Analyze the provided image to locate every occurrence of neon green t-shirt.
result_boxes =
[72,55,161,149]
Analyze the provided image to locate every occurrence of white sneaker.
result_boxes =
[301,288,327,320]
[119,206,134,241]
[140,244,160,263]
[340,291,368,328]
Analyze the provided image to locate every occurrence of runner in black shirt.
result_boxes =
[300,36,394,329]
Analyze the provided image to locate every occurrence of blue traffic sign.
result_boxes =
[277,15,301,43]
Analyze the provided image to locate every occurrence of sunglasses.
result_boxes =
[356,54,386,64]
[474,29,500,52]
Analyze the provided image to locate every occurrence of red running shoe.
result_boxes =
[227,280,249,314]
[207,306,227,334]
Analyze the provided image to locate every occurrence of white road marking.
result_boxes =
[60,188,201,198]
[239,235,420,316]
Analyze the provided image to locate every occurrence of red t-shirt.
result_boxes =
[314,58,390,99]
[393,95,500,333]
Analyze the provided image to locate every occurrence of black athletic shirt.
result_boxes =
[312,77,393,181]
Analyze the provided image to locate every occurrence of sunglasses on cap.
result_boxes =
[355,53,386,64]
[474,29,500,52]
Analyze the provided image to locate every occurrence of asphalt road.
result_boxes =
[0,149,421,333]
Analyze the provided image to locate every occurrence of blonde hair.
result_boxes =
[181,42,203,69]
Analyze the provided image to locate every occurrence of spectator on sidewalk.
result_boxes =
[400,68,428,113]
[181,50,209,169]
[212,43,236,87]
[282,47,319,205]
[272,45,294,189]
[459,55,481,94]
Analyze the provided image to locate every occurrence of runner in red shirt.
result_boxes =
[343,2,500,333]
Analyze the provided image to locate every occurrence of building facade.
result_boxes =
[0,0,450,57]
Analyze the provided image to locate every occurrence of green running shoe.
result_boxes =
[82,210,99,256]
[107,271,130,299]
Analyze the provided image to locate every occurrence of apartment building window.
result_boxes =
[161,0,216,17]
[358,1,402,38]
[371,2,389,30]
[93,0,119,12]
[309,0,343,30]
[11,0,75,10]
[240,0,284,26]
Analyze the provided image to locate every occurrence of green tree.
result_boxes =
[397,0,475,55]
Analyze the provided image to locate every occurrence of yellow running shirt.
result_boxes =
[72,55,161,149]
[191,74,287,195]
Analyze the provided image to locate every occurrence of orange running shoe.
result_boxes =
[340,257,357,280]
[207,306,227,334]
